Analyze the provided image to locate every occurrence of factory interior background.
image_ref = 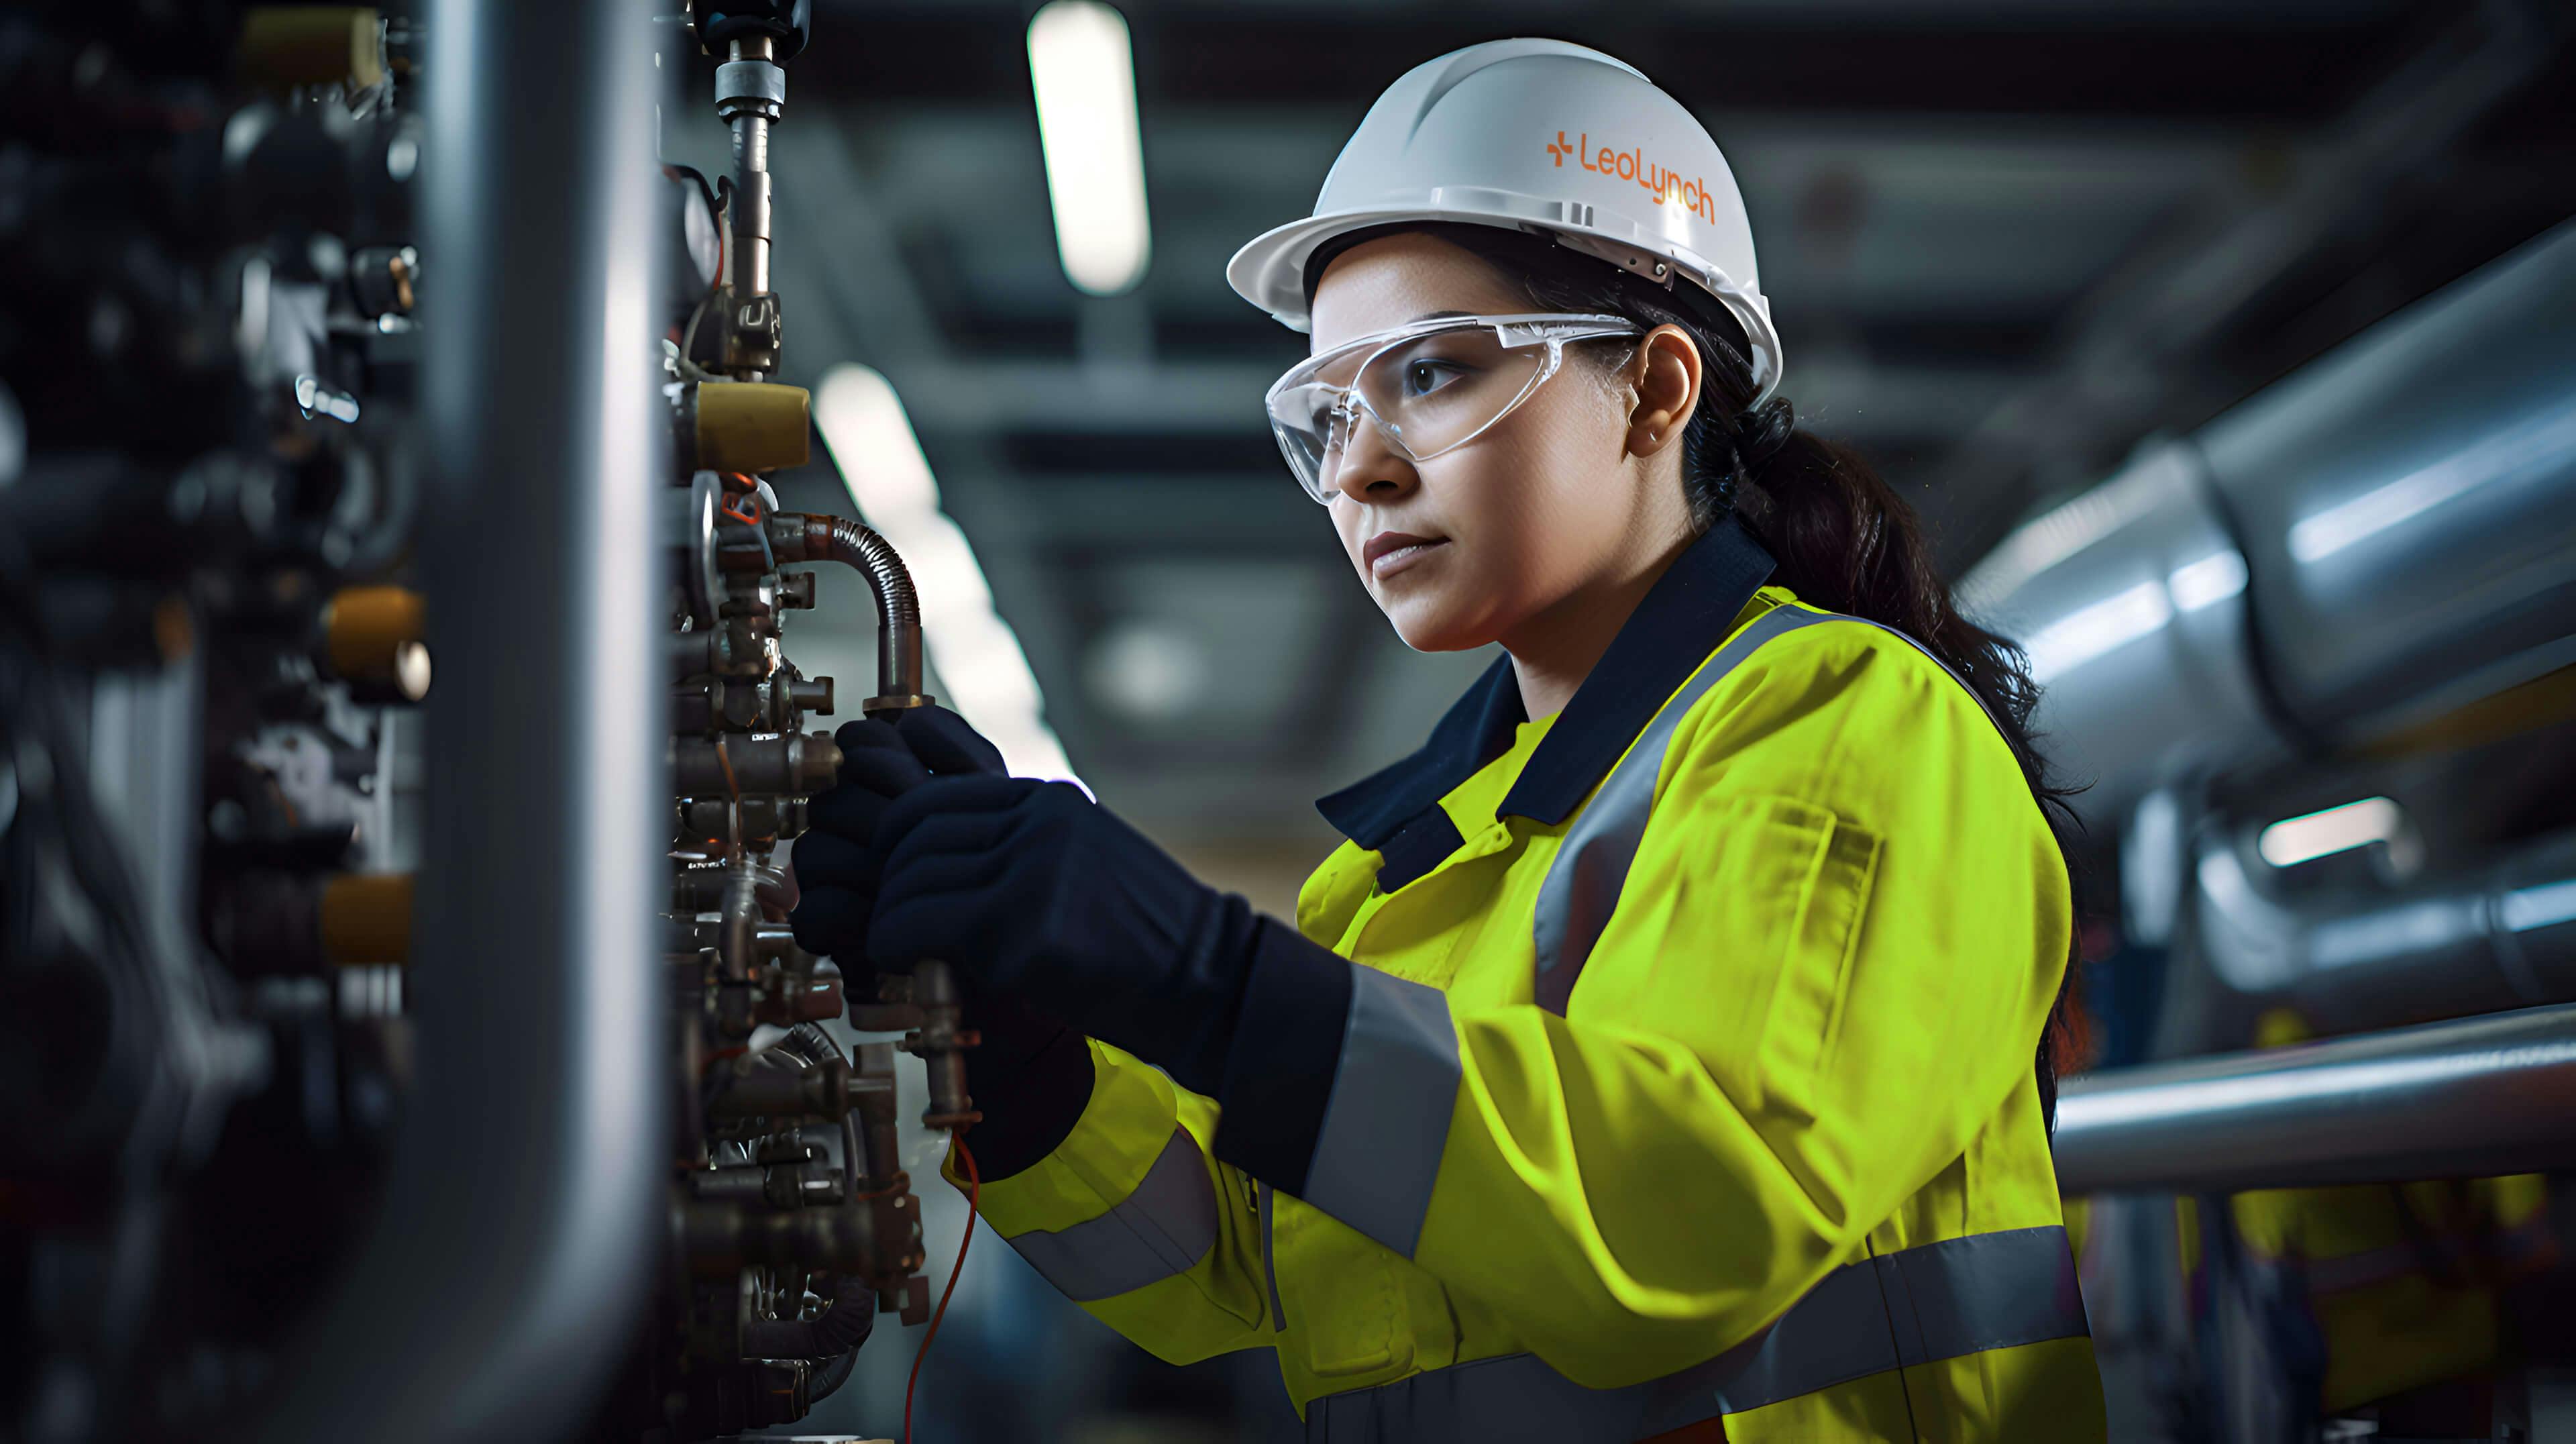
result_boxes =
[5,0,2575,1441]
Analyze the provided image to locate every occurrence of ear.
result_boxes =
[1623,324,1703,461]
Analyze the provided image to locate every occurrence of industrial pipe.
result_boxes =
[2054,1001,2576,1195]
[251,0,668,1437]
[678,1195,901,1276]
[771,511,926,710]
[2194,827,2576,1035]
[760,513,975,1134]
[1961,217,2576,833]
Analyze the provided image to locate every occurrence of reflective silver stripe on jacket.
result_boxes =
[1532,605,2005,1014]
[1003,1126,1218,1302]
[1304,1225,2088,1442]
[1302,968,1461,1259]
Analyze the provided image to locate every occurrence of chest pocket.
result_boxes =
[1533,605,1952,1018]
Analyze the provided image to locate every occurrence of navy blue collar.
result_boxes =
[1316,513,1778,848]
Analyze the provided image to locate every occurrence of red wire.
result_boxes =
[904,1134,979,1444]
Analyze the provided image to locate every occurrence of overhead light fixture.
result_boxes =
[1027,0,1151,296]
[2258,796,2402,868]
[1085,618,1211,723]
[812,363,1081,785]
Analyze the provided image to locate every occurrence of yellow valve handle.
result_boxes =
[695,381,811,476]
[321,873,412,968]
[238,7,384,92]
[321,585,430,701]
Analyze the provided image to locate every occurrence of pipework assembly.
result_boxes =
[634,1,977,1435]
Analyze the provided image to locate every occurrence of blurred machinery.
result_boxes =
[1972,219,2576,1440]
[1,1,965,1439]
[0,3,431,1435]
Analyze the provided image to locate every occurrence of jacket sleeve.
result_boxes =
[945,1037,1277,1364]
[1209,623,2074,1388]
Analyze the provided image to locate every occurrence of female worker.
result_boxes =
[791,38,2104,1443]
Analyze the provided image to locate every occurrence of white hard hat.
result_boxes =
[1228,38,1782,404]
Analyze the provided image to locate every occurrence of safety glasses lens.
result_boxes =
[1270,326,1552,500]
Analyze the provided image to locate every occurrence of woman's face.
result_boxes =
[1306,233,1689,656]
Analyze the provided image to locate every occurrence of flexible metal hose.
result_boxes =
[820,515,924,704]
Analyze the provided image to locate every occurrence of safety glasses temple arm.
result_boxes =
[1284,311,1641,378]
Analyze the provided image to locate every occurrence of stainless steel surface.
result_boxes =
[2054,1001,2576,1195]
[1959,440,2275,830]
[722,40,780,318]
[1963,216,2576,834]
[730,115,772,300]
[2202,217,2576,743]
[254,0,667,1435]
[804,513,926,705]
[2194,826,2576,1035]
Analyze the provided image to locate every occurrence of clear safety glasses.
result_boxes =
[1265,311,1644,503]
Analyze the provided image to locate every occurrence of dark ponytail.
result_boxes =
[1316,222,2090,1127]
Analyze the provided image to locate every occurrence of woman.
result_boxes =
[791,37,2104,1443]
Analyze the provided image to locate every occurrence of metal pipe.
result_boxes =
[763,510,928,710]
[793,513,926,709]
[704,1055,851,1122]
[730,115,770,299]
[2054,1002,2576,1195]
[712,34,784,378]
[1961,217,2576,834]
[2193,827,2576,1035]
[678,1195,887,1276]
[724,35,775,303]
[252,0,666,1437]
[672,731,841,796]
[719,860,759,981]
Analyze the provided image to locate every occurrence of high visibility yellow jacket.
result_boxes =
[2230,1012,2559,1413]
[951,519,2104,1441]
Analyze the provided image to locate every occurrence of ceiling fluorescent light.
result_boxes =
[813,363,1081,785]
[1028,1,1151,296]
[2258,796,2402,868]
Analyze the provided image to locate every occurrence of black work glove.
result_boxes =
[792,707,1002,951]
[866,773,1278,1100]
[790,707,1085,1137]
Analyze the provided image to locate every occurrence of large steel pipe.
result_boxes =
[1962,217,2576,834]
[2194,827,2576,1035]
[2055,1002,2576,1195]
[252,0,667,1437]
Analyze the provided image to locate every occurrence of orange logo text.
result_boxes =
[1546,130,1717,223]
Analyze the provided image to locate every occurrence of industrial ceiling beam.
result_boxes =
[1930,0,2573,570]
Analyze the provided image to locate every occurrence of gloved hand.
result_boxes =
[790,705,1004,956]
[790,707,1081,1125]
[867,774,1273,1099]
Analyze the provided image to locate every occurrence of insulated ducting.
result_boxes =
[1962,218,2576,833]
